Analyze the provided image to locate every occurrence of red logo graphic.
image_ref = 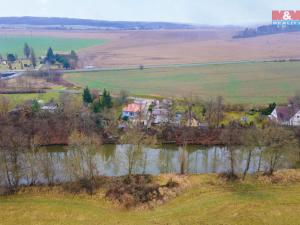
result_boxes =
[272,10,300,20]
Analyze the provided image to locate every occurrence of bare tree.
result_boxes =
[0,127,28,189]
[120,126,156,175]
[262,125,298,175]
[242,128,262,179]
[179,145,188,175]
[24,138,40,185]
[0,78,7,89]
[182,95,202,127]
[204,96,224,128]
[39,148,56,185]
[220,121,243,179]
[289,91,300,107]
[215,96,224,128]
[117,90,129,106]
[0,97,10,118]
[205,99,214,128]
[66,131,101,182]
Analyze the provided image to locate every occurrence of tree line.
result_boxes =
[1,43,78,70]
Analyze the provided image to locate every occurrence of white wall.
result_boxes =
[290,111,300,126]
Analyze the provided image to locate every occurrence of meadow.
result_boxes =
[0,35,105,57]
[64,61,300,104]
[0,92,60,109]
[1,174,300,225]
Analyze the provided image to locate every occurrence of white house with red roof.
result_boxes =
[122,103,142,119]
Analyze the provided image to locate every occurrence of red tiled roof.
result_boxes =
[123,103,141,113]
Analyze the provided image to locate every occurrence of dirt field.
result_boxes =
[1,28,300,68]
[78,29,300,68]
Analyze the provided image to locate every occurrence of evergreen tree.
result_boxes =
[70,50,78,61]
[56,54,70,69]
[24,43,31,59]
[46,47,55,64]
[31,100,41,113]
[102,89,113,108]
[7,53,16,62]
[83,87,93,104]
[92,98,103,113]
[30,48,37,69]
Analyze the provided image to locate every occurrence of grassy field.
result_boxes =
[0,35,105,57]
[1,174,300,225]
[0,92,60,109]
[64,61,300,104]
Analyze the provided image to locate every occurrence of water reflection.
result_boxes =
[0,144,298,186]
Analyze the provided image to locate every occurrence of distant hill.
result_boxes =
[0,17,194,30]
[233,24,300,38]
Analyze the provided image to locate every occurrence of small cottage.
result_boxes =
[269,106,300,126]
[122,103,142,119]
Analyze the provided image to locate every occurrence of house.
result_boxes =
[183,112,201,127]
[122,98,154,123]
[170,112,183,126]
[122,103,142,119]
[152,108,169,124]
[185,116,200,127]
[269,105,300,126]
[41,102,58,113]
[150,99,173,125]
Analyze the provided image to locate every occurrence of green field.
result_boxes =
[0,35,105,57]
[1,174,300,225]
[64,61,300,104]
[0,92,60,109]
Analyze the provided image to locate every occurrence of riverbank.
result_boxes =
[1,170,300,225]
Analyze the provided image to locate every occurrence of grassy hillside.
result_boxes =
[64,61,300,104]
[0,35,105,57]
[1,174,300,225]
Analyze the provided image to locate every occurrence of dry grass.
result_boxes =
[78,29,300,68]
[258,169,300,184]
[1,171,300,225]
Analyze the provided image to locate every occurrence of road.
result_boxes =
[2,58,299,79]
[62,58,299,73]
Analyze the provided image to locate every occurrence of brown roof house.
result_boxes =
[269,105,300,126]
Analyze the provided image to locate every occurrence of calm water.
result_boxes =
[1,144,298,186]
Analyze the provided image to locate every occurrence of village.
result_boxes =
[8,90,300,130]
[120,97,300,129]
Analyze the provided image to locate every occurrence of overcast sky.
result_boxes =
[1,0,300,25]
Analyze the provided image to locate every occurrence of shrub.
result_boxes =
[105,175,179,208]
[218,172,240,181]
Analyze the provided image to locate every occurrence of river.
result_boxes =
[0,144,299,186]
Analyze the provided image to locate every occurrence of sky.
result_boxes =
[1,0,300,25]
